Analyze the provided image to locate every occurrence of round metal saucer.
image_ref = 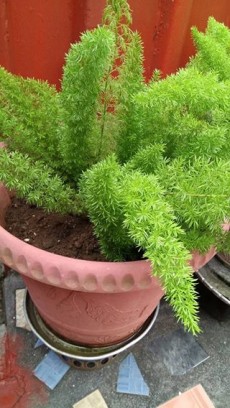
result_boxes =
[196,258,230,306]
[24,291,159,369]
[216,252,230,269]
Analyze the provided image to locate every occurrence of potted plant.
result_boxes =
[190,16,230,273]
[0,1,229,346]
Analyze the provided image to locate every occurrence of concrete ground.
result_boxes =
[0,260,230,408]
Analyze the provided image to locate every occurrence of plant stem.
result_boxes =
[98,75,110,160]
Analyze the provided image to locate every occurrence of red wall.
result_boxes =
[0,0,230,87]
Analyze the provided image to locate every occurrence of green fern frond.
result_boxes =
[191,18,230,80]
[80,157,201,334]
[59,27,116,183]
[0,67,60,166]
[79,155,135,260]
[0,148,81,214]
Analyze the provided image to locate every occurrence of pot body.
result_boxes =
[23,276,163,346]
[0,185,216,346]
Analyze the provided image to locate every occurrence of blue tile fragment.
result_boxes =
[33,350,70,389]
[117,353,149,396]
[150,328,209,376]
[34,338,45,349]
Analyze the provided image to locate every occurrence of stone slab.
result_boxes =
[157,384,215,407]
[16,288,31,331]
[73,390,108,408]
[150,327,209,376]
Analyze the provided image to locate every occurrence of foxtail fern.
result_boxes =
[132,67,230,161]
[0,67,60,166]
[115,32,145,163]
[126,144,166,174]
[157,157,230,252]
[1,7,230,336]
[191,17,230,80]
[59,27,116,183]
[206,17,230,48]
[101,1,145,163]
[79,155,135,260]
[103,0,132,45]
[121,171,199,334]
[80,155,200,334]
[0,149,81,214]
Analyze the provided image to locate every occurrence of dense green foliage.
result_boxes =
[80,155,200,333]
[189,18,230,157]
[115,31,145,163]
[80,152,230,334]
[191,17,230,80]
[0,4,230,334]
[59,27,116,182]
[79,156,135,261]
[157,158,230,252]
[120,67,230,162]
[0,68,60,166]
[0,149,81,214]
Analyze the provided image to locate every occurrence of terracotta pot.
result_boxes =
[0,185,216,346]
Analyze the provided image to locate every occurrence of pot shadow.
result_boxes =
[197,280,230,322]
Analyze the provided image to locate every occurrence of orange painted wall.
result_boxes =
[0,0,229,87]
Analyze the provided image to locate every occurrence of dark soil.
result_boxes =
[5,197,106,261]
